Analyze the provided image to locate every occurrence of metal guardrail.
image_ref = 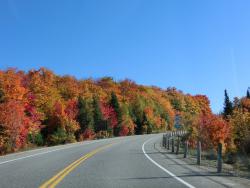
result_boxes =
[162,131,223,173]
[163,131,250,177]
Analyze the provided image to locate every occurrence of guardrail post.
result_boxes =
[217,143,222,173]
[171,138,175,153]
[176,136,180,155]
[197,140,201,165]
[167,136,170,150]
[164,135,167,148]
[162,135,164,147]
[165,135,167,148]
[184,141,188,158]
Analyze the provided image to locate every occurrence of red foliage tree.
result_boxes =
[49,101,79,135]
[0,101,32,153]
[81,128,95,140]
[100,102,118,129]
[64,99,78,120]
[197,113,230,149]
[119,125,129,136]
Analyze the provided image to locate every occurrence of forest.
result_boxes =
[0,68,249,157]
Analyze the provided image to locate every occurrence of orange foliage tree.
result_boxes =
[0,101,33,153]
[0,67,221,154]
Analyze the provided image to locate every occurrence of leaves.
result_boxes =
[0,67,221,154]
[77,97,94,134]
[0,69,27,101]
[0,101,31,153]
[100,102,118,132]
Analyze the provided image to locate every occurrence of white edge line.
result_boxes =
[142,137,196,188]
[0,139,105,165]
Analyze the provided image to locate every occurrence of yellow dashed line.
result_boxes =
[39,143,113,188]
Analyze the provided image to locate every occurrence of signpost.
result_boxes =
[174,115,182,154]
[174,115,182,129]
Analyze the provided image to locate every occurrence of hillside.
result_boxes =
[0,68,225,154]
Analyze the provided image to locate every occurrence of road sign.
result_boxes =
[174,115,182,129]
[174,124,181,129]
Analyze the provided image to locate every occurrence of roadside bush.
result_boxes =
[47,128,69,146]
[95,131,108,139]
[65,133,76,143]
[28,133,44,146]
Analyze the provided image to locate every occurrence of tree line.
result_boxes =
[0,67,249,157]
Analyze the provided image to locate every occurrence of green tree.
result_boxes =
[223,90,233,119]
[131,97,146,135]
[77,97,94,133]
[92,96,105,132]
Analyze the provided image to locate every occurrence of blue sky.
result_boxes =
[0,0,250,113]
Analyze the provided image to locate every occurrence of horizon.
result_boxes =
[1,0,250,113]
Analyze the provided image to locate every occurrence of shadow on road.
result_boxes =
[120,172,234,188]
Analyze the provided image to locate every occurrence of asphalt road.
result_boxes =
[0,134,249,188]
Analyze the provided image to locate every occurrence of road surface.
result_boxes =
[0,134,249,188]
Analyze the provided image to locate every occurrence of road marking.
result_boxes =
[0,139,105,166]
[39,143,113,188]
[142,137,196,188]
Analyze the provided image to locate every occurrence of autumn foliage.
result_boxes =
[191,113,230,149]
[0,67,231,155]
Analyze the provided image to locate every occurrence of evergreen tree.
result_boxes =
[92,96,104,132]
[233,97,240,109]
[110,92,122,136]
[77,97,94,133]
[223,90,233,119]
[131,97,145,135]
[247,87,250,99]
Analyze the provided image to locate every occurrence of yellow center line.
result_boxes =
[39,143,114,188]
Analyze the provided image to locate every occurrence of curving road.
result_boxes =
[0,134,249,188]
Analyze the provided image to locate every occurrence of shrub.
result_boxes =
[48,128,76,145]
[95,131,108,139]
[28,133,44,146]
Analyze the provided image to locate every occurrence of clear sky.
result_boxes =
[0,0,249,113]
